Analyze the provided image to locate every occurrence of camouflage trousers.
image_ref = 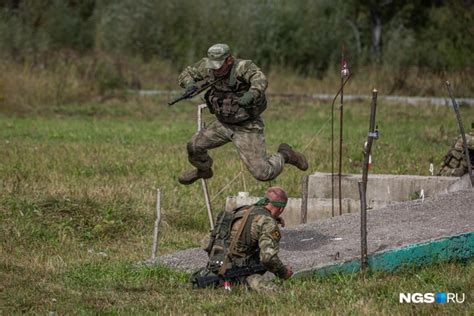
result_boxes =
[186,118,285,181]
[246,272,277,292]
[437,165,467,177]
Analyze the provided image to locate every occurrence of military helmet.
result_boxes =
[205,44,230,70]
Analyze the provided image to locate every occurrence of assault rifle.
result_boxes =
[168,77,224,106]
[194,263,267,289]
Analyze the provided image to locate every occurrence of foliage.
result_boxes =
[0,0,472,73]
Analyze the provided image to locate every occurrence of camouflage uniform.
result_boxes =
[229,206,287,279]
[178,54,286,181]
[437,130,474,177]
[196,205,287,292]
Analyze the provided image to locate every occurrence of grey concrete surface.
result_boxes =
[225,173,471,227]
[159,189,474,273]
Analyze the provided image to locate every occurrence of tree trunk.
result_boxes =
[371,5,382,62]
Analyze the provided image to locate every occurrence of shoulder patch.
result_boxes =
[271,228,281,241]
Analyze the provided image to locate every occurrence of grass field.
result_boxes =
[1,95,473,314]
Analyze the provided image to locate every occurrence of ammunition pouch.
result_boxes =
[445,150,463,168]
[205,89,267,124]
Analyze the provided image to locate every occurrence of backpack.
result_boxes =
[205,205,272,271]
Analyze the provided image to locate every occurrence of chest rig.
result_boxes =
[204,59,267,124]
[205,205,272,273]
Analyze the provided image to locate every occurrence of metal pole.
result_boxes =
[328,73,352,217]
[301,175,309,224]
[240,161,247,192]
[338,46,349,216]
[338,74,344,216]
[359,88,379,270]
[358,182,368,269]
[331,88,335,218]
[445,81,473,185]
[151,188,161,261]
[197,104,215,230]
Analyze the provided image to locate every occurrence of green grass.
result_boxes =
[1,97,473,314]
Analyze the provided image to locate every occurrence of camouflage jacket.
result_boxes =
[178,58,268,124]
[438,132,474,176]
[228,206,287,278]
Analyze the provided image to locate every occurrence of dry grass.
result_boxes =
[1,54,472,117]
[1,59,473,313]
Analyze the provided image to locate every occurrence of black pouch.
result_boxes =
[189,267,218,288]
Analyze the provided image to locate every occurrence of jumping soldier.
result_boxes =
[437,122,474,177]
[176,43,308,185]
[190,186,293,291]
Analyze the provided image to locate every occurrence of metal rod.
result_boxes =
[331,85,335,218]
[358,182,368,269]
[338,74,344,216]
[359,88,379,270]
[329,74,352,218]
[338,45,349,216]
[201,179,214,230]
[301,175,309,224]
[210,171,242,203]
[362,89,378,193]
[240,161,247,192]
[197,104,214,230]
[445,81,473,186]
[151,188,161,261]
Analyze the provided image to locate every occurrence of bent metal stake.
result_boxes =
[445,81,473,186]
[359,88,379,270]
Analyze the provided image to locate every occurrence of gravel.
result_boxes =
[159,189,474,272]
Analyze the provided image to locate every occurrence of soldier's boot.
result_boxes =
[178,168,213,185]
[278,143,309,171]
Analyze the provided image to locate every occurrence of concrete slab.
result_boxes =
[224,173,471,227]
[159,189,474,273]
[295,232,474,278]
[308,172,471,201]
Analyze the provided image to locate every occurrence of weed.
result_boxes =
[1,95,473,313]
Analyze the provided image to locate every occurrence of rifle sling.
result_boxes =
[218,206,253,276]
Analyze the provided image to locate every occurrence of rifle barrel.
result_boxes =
[168,77,225,106]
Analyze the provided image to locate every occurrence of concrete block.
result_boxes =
[225,173,471,228]
[308,172,470,201]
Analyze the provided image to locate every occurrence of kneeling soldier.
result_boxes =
[191,186,293,291]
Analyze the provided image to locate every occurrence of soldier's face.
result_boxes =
[212,57,233,77]
[276,207,285,217]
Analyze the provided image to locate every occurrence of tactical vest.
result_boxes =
[204,59,267,124]
[205,205,272,273]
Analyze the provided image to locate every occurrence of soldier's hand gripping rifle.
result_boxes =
[168,77,225,106]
